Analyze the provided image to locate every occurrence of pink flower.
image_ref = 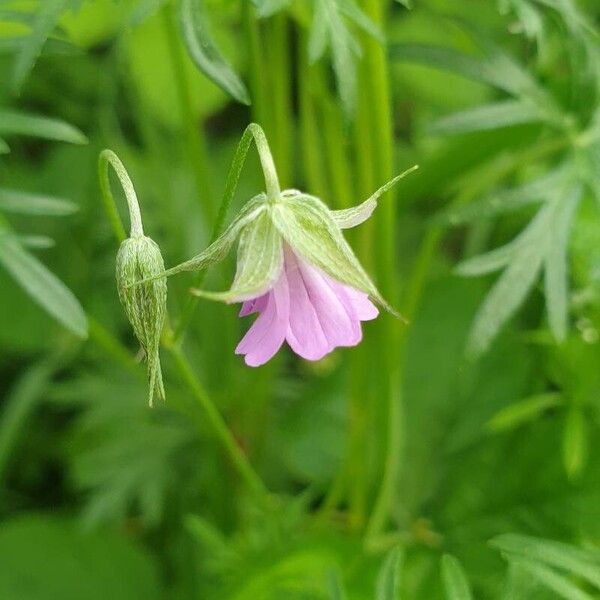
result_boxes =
[236,245,378,366]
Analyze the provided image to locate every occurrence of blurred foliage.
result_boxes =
[1,0,600,598]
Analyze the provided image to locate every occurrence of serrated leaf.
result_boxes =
[0,109,87,144]
[272,194,394,312]
[441,554,473,600]
[191,209,283,302]
[0,229,87,338]
[563,406,588,481]
[376,546,403,600]
[507,558,593,600]
[162,194,267,278]
[544,185,581,342]
[486,392,562,432]
[11,0,70,93]
[490,534,600,588]
[0,188,78,216]
[427,100,543,136]
[178,0,250,105]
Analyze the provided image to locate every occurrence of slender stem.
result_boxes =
[168,343,270,501]
[161,1,213,217]
[173,123,281,343]
[98,149,140,239]
[243,0,268,127]
[96,150,271,503]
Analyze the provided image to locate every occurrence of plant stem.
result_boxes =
[243,0,268,128]
[161,1,213,217]
[96,150,271,504]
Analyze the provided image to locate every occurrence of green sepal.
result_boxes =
[116,235,167,406]
[191,209,283,303]
[271,194,397,314]
[163,194,268,278]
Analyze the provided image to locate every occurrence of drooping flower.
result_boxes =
[151,124,416,366]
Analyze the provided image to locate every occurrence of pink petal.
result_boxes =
[284,250,331,361]
[239,294,268,317]
[235,272,289,367]
[328,279,379,321]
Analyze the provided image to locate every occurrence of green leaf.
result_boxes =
[129,0,168,25]
[178,0,250,105]
[0,230,87,338]
[0,515,162,600]
[455,240,520,276]
[563,406,588,480]
[507,558,593,600]
[486,392,563,432]
[0,137,9,154]
[327,569,349,600]
[396,0,412,7]
[427,100,543,136]
[490,534,600,588]
[272,193,394,312]
[163,194,267,278]
[544,185,581,342]
[441,554,473,600]
[191,209,283,302]
[252,0,292,18]
[389,43,536,97]
[0,188,78,216]
[11,0,71,93]
[438,165,568,226]
[18,235,55,249]
[376,546,403,600]
[0,109,87,144]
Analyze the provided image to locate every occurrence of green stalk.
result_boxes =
[161,2,213,218]
[360,0,402,540]
[298,33,329,200]
[243,0,268,127]
[97,148,271,505]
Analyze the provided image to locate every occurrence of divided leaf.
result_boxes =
[178,0,250,105]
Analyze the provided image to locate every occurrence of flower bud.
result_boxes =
[116,235,167,405]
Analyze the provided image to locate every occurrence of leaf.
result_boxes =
[11,0,71,93]
[427,100,543,136]
[272,194,395,312]
[438,165,568,226]
[490,534,600,588]
[507,558,594,600]
[544,185,581,342]
[486,392,563,432]
[178,0,250,105]
[331,165,418,228]
[441,554,473,600]
[252,0,292,18]
[191,209,283,302]
[0,137,9,154]
[389,43,536,97]
[18,235,55,249]
[0,109,87,144]
[327,569,349,600]
[0,188,78,216]
[376,546,403,600]
[396,0,412,7]
[0,515,162,600]
[455,240,520,276]
[0,230,87,338]
[308,0,380,116]
[129,0,168,26]
[563,406,588,481]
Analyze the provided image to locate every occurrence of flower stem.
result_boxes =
[98,149,140,240]
[96,151,271,504]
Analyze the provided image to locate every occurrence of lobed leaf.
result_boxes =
[0,229,87,338]
[427,100,543,136]
[178,0,250,105]
[11,0,71,93]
